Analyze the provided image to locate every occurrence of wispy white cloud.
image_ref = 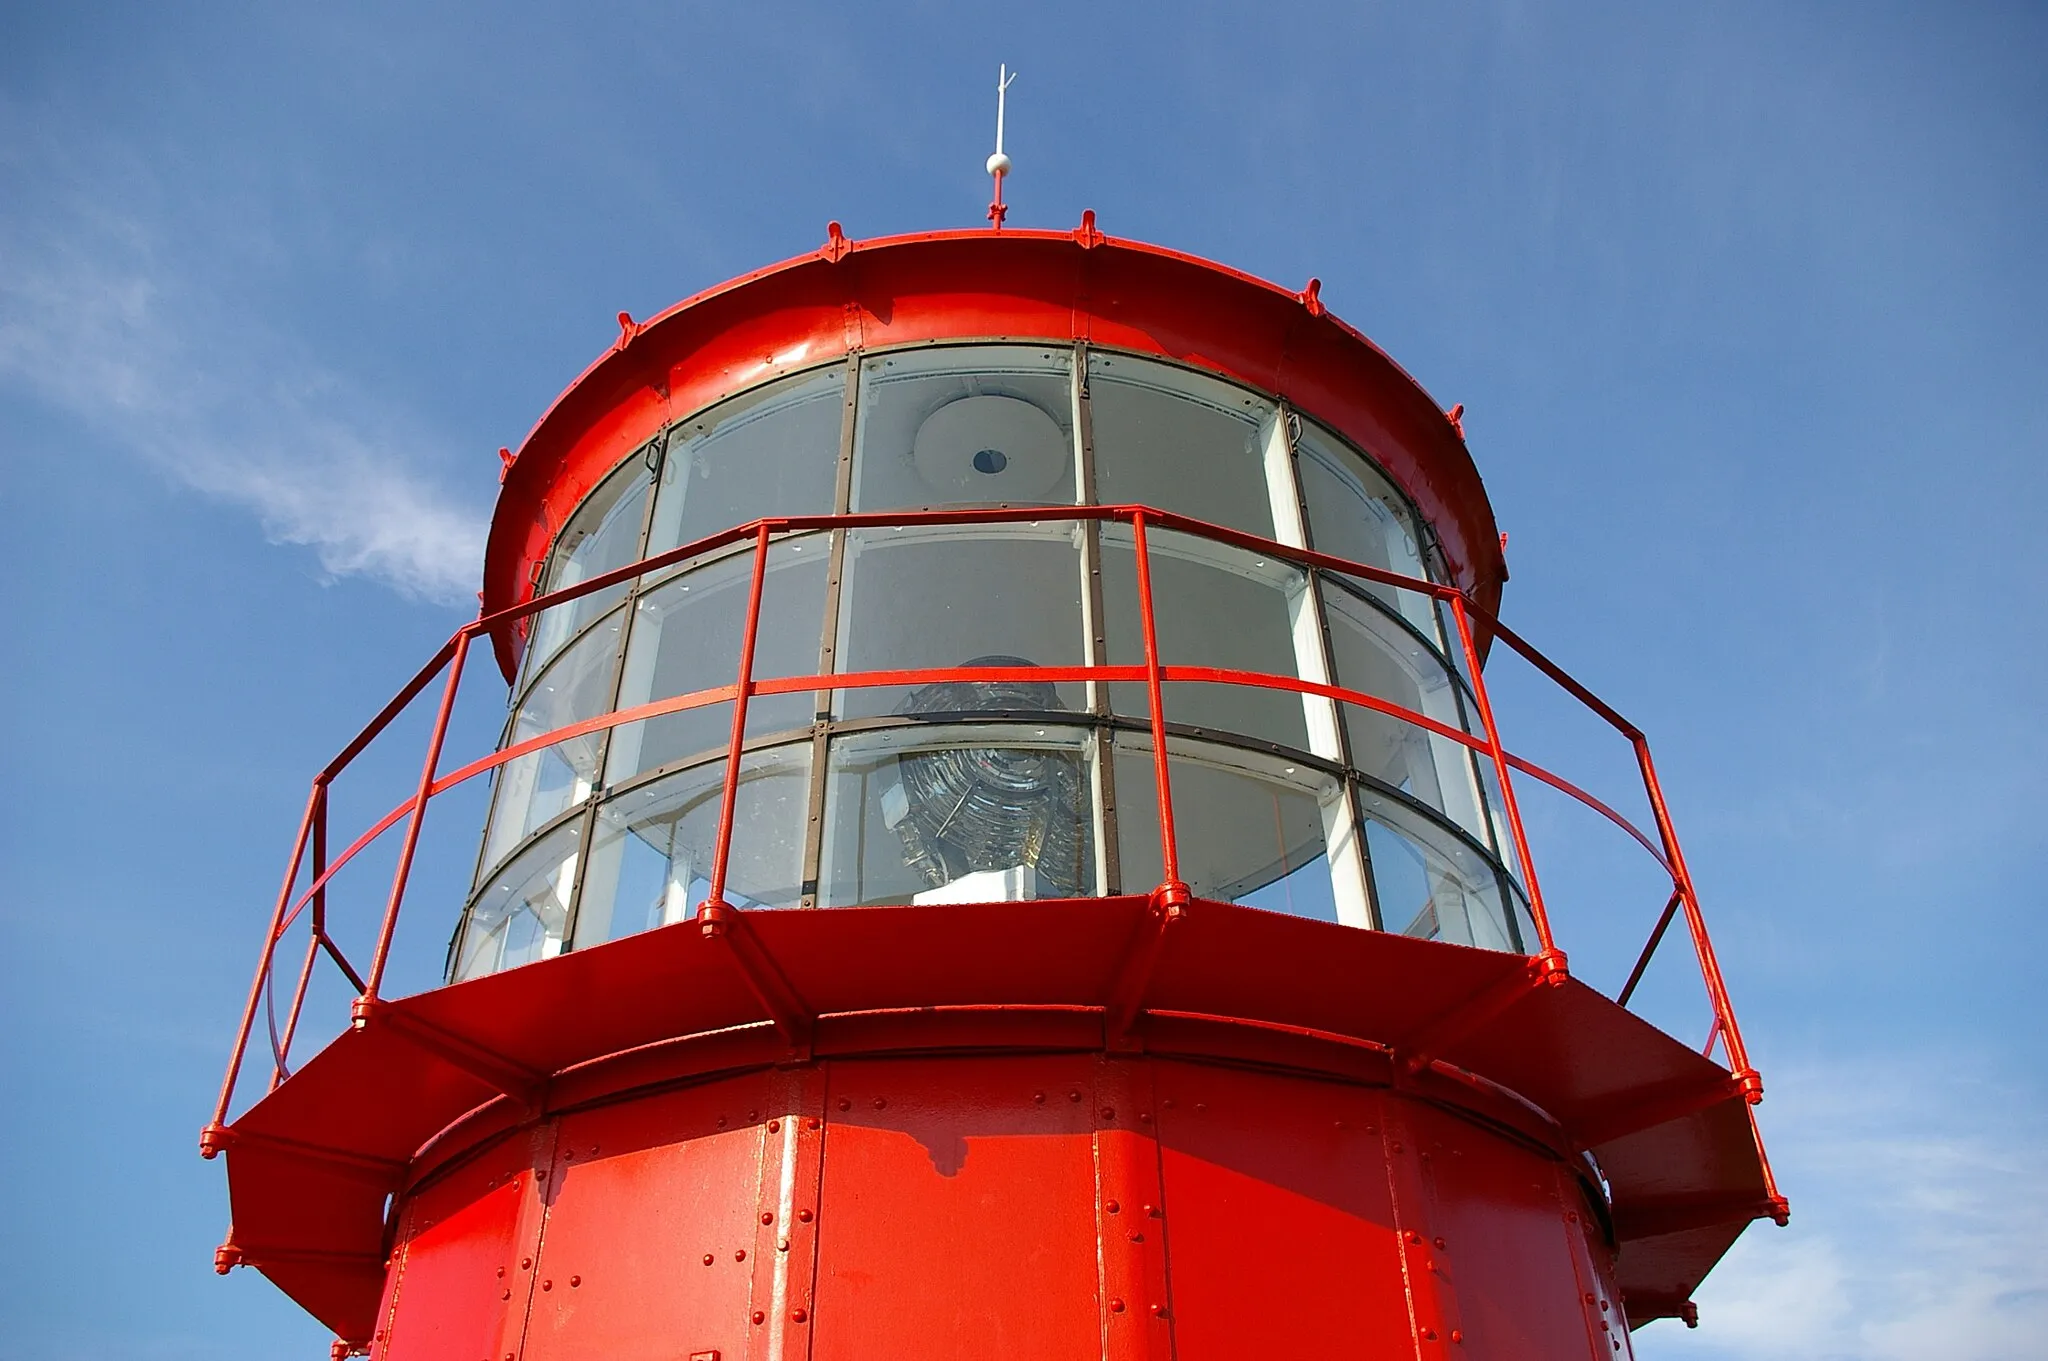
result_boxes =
[1639,1059,2048,1360]
[0,140,487,606]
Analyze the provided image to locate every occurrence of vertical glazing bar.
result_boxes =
[1635,735,1757,1086]
[704,522,774,912]
[1129,511,1185,893]
[204,778,320,1147]
[357,629,472,1013]
[1447,594,1557,955]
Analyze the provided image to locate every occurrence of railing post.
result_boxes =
[1447,593,1561,964]
[699,523,774,927]
[203,778,321,1155]
[1634,735,1759,1097]
[354,629,472,1025]
[271,785,329,1086]
[1129,511,1190,913]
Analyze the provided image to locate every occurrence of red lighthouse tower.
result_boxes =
[202,211,1784,1360]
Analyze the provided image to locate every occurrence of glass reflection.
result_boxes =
[573,745,811,948]
[1101,526,1310,751]
[452,818,581,981]
[480,608,622,877]
[853,347,1075,510]
[834,523,1087,719]
[644,366,842,559]
[1360,790,1519,951]
[524,459,650,680]
[1090,353,1278,539]
[1294,419,1438,636]
[821,722,1096,906]
[1113,735,1340,923]
[606,535,829,782]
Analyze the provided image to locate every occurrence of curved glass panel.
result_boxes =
[1101,526,1311,752]
[853,347,1075,510]
[524,458,651,680]
[1089,352,1279,540]
[573,744,812,949]
[820,723,1098,906]
[1359,788,1520,951]
[1295,418,1438,636]
[644,366,843,558]
[452,817,581,981]
[479,607,622,877]
[605,534,830,783]
[834,522,1087,720]
[1321,579,1491,843]
[1112,734,1340,922]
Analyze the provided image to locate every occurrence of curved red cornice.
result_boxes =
[483,219,1505,681]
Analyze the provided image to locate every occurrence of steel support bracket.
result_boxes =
[698,901,815,1057]
[1572,1073,1745,1149]
[351,997,547,1111]
[1393,949,1565,1075]
[1104,882,1189,1051]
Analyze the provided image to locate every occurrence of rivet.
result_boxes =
[541,1279,553,1291]
[1423,1327,1437,1340]
[791,1308,808,1324]
[1163,1097,1176,1109]
[752,1311,766,1325]
[1110,1298,1126,1314]
[1584,1293,1596,1305]
[1138,1111,1152,1123]
[807,1117,822,1130]
[1069,1090,1083,1102]
[1034,1091,1046,1103]
[762,1212,775,1225]
[837,1097,851,1111]
[1195,1102,1206,1112]
[779,1238,790,1252]
[872,1097,887,1110]
[768,1119,781,1133]
[1599,1300,1609,1312]
[717,1116,729,1128]
[500,1288,511,1300]
[521,1257,533,1270]
[798,1209,814,1222]
[1101,1107,1115,1120]
[1335,1119,1347,1129]
[1392,1141,1404,1153]
[1130,1232,1144,1243]
[535,1170,548,1181]
[1434,1236,1447,1249]
[1567,1212,1580,1223]
[735,1249,746,1262]
[569,1276,580,1288]
[1152,1304,1168,1318]
[747,1110,758,1121]
[496,1267,505,1278]
[1106,1199,1121,1215]
[1145,1204,1160,1218]
[1407,1231,1423,1244]
[1451,1329,1463,1343]
[703,1254,715,1266]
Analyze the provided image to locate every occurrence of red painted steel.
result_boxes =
[202,226,1780,1358]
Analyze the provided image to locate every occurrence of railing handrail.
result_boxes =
[203,501,1764,1157]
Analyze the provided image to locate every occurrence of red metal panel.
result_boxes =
[1093,1060,1173,1360]
[1399,1101,1603,1360]
[1152,1062,1414,1360]
[376,1125,552,1361]
[810,1055,1104,1360]
[518,1073,783,1361]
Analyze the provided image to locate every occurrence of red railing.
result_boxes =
[203,503,1767,1152]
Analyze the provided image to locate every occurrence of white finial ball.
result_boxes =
[986,151,1012,177]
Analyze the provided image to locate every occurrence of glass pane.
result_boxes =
[523,458,650,681]
[645,366,843,557]
[853,346,1075,510]
[1295,418,1438,636]
[835,523,1087,720]
[607,535,829,782]
[1322,579,1493,843]
[574,744,812,948]
[820,724,1097,906]
[452,818,581,981]
[1089,352,1277,539]
[1360,789,1520,952]
[479,608,622,877]
[1113,735,1339,922]
[1101,526,1310,751]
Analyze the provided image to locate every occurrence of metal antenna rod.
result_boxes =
[987,63,1017,230]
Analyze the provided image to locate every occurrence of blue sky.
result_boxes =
[2,3,2043,1357]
